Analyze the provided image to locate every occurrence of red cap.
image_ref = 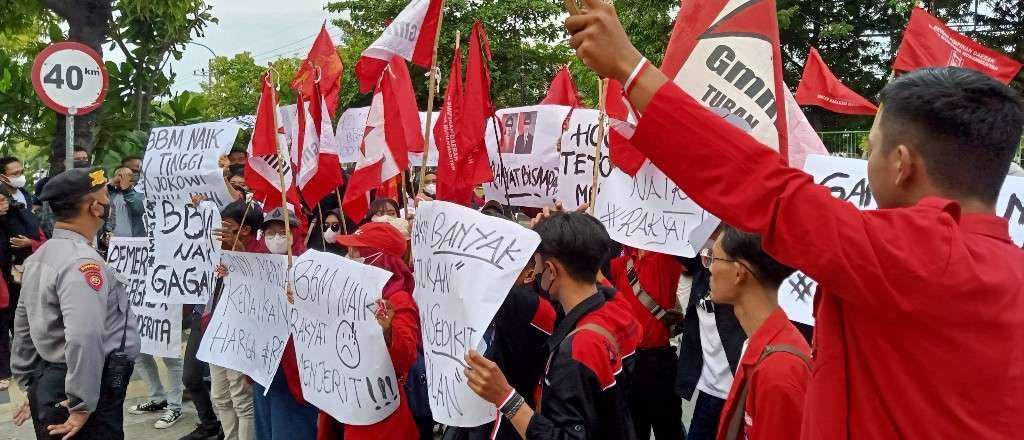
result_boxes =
[336,222,407,258]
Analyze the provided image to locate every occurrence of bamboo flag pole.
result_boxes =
[590,78,609,214]
[266,69,295,298]
[335,189,348,234]
[416,0,447,197]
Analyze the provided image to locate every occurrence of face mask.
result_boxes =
[423,183,436,196]
[533,263,553,301]
[95,201,111,222]
[265,234,289,254]
[6,175,25,189]
[372,214,395,223]
[347,254,365,264]
[323,228,338,243]
[349,251,382,266]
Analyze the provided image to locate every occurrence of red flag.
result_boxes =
[291,85,345,207]
[541,67,584,107]
[893,6,1022,85]
[796,48,878,115]
[246,73,301,212]
[458,20,495,187]
[355,0,444,93]
[292,25,344,118]
[660,0,789,161]
[344,57,421,220]
[433,45,471,204]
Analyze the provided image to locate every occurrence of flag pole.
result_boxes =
[335,189,348,234]
[231,200,253,251]
[267,69,295,296]
[416,0,446,197]
[590,78,608,215]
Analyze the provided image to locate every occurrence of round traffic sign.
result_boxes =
[31,42,108,115]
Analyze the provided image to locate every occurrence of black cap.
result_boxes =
[39,167,108,202]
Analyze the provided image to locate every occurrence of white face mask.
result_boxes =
[322,228,338,243]
[6,175,26,189]
[265,234,289,254]
[371,215,395,223]
[348,251,382,265]
[423,183,436,195]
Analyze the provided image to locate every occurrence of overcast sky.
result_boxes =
[143,0,345,93]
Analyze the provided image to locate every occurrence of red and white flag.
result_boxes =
[344,57,422,220]
[784,87,829,170]
[290,88,344,208]
[433,45,470,204]
[541,66,584,107]
[292,25,344,118]
[893,5,1022,85]
[458,20,495,188]
[660,0,789,160]
[796,48,878,115]
[355,0,443,93]
[246,73,300,212]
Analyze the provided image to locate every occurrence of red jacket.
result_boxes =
[716,308,810,440]
[317,290,421,440]
[630,82,1024,438]
[608,250,682,348]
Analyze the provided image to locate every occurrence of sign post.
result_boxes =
[31,42,108,170]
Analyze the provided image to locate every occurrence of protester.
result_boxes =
[607,248,685,440]
[11,168,140,439]
[567,3,1024,436]
[227,150,247,166]
[73,147,90,163]
[0,195,16,391]
[1,157,33,208]
[252,207,317,439]
[362,198,400,224]
[676,254,745,440]
[443,209,556,440]
[107,165,146,238]
[307,208,349,254]
[316,222,422,440]
[699,226,809,440]
[121,155,143,174]
[465,211,641,440]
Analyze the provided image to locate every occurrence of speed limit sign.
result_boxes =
[31,42,108,116]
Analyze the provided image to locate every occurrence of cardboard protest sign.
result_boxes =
[595,163,710,258]
[142,122,238,207]
[198,251,291,390]
[783,155,1024,325]
[287,250,399,425]
[107,237,182,358]
[484,105,569,208]
[557,109,611,211]
[410,201,541,427]
[144,200,221,304]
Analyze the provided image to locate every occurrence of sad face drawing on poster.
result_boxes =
[499,111,538,154]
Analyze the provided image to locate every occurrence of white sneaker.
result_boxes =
[154,409,182,429]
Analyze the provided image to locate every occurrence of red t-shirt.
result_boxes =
[608,251,682,348]
[631,82,1024,438]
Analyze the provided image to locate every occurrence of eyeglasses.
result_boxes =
[324,224,341,232]
[699,248,760,280]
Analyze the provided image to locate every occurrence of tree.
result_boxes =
[975,0,1024,92]
[198,53,301,121]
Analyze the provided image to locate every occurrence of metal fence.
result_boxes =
[817,131,1024,164]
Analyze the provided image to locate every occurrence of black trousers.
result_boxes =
[182,313,219,425]
[28,360,132,440]
[0,282,21,378]
[629,346,685,440]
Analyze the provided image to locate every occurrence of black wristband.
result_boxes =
[500,392,525,419]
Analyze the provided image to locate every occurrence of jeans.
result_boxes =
[29,360,132,439]
[183,315,219,425]
[685,391,726,440]
[252,369,317,440]
[134,353,184,411]
[211,365,254,440]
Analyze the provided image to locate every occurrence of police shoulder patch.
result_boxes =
[79,263,104,291]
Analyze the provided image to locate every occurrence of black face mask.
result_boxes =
[533,264,553,301]
[95,201,111,222]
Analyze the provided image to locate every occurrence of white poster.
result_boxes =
[142,122,238,207]
[595,163,710,258]
[410,201,541,427]
[483,105,569,208]
[782,155,1024,325]
[557,109,611,211]
[408,111,440,168]
[197,251,291,390]
[144,201,222,304]
[338,107,370,164]
[107,237,182,358]
[288,250,399,425]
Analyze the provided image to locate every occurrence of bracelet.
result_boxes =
[500,391,526,419]
[623,57,651,96]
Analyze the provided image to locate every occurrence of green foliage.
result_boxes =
[198,53,302,120]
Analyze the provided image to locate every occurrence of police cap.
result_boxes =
[39,167,108,202]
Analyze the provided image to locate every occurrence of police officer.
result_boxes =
[10,168,140,439]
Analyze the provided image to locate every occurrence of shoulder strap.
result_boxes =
[625,258,675,326]
[723,344,811,439]
[566,323,619,355]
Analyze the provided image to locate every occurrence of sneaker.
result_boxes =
[154,409,182,429]
[177,421,224,440]
[128,400,168,415]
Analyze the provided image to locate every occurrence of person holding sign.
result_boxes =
[565,1,1024,437]
[700,226,810,440]
[316,222,422,440]
[11,168,141,439]
[465,211,641,440]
